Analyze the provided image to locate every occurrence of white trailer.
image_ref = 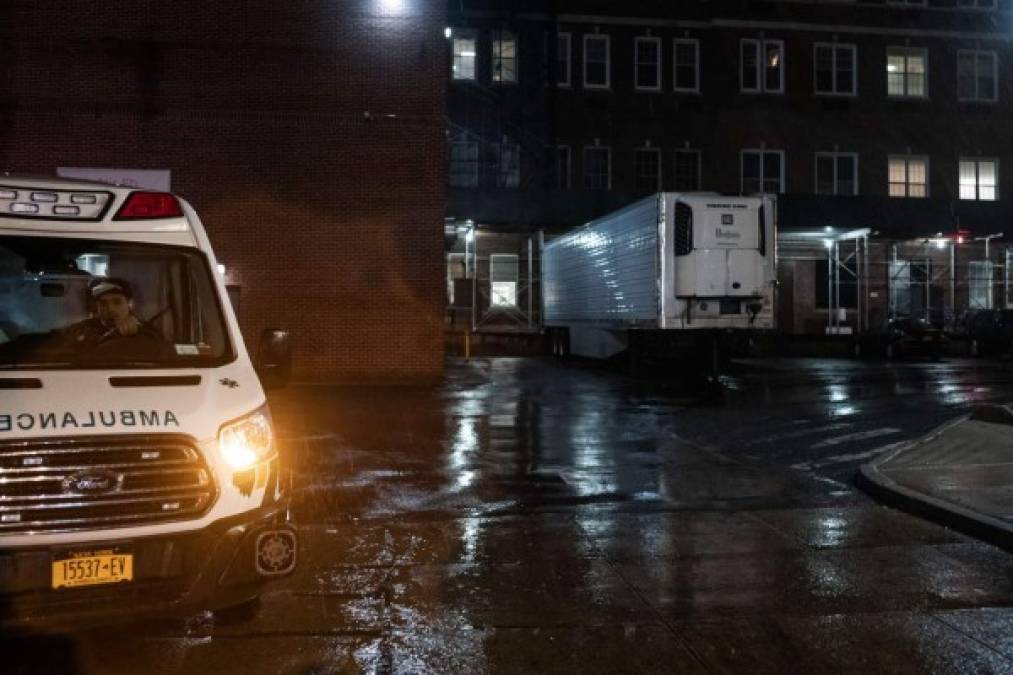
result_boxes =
[542,193,776,360]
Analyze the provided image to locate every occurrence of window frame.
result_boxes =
[887,155,930,198]
[957,49,998,102]
[813,42,858,97]
[492,30,518,84]
[583,34,611,90]
[740,149,785,194]
[583,145,612,190]
[448,138,480,188]
[815,152,859,196]
[556,145,571,189]
[634,35,662,92]
[634,146,663,192]
[489,253,520,308]
[959,157,998,201]
[741,39,784,94]
[556,32,572,88]
[451,31,478,82]
[495,141,520,189]
[673,38,700,93]
[673,149,702,191]
[886,46,929,99]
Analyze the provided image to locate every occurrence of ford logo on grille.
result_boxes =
[62,471,123,495]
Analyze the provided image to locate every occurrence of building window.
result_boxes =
[959,158,997,200]
[958,50,997,102]
[452,33,477,81]
[583,146,611,190]
[449,140,479,188]
[556,146,571,189]
[814,43,857,95]
[742,150,784,194]
[635,147,661,192]
[673,39,700,93]
[583,34,610,89]
[887,47,927,98]
[556,33,571,87]
[815,260,859,310]
[492,31,517,83]
[495,142,520,188]
[969,261,994,310]
[490,254,519,308]
[635,36,661,91]
[815,153,858,195]
[741,39,784,93]
[888,156,928,197]
[674,150,701,191]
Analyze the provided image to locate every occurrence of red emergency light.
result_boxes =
[113,191,183,220]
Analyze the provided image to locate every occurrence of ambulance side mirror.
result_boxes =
[256,329,292,390]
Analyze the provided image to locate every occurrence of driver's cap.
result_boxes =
[88,277,133,300]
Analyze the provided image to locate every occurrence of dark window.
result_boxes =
[635,149,661,192]
[674,151,700,191]
[674,203,693,256]
[815,259,858,309]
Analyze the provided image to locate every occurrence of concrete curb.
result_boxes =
[856,415,1013,554]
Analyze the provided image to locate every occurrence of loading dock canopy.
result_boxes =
[778,194,1009,241]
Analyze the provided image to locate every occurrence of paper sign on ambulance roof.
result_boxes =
[56,168,171,192]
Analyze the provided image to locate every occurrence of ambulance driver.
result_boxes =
[65,278,170,357]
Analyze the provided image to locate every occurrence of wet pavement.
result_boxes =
[7,356,1013,673]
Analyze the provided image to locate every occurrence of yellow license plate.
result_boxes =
[52,549,133,589]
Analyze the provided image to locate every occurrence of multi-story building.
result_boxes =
[446,0,1013,340]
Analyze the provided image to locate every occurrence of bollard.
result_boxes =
[464,331,471,359]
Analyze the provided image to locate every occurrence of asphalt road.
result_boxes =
[6,356,1013,674]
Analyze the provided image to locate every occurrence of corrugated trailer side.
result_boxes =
[542,195,661,328]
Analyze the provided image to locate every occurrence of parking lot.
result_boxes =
[7,355,1013,673]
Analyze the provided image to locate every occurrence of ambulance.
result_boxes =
[0,175,297,627]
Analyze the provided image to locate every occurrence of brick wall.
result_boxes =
[0,0,447,382]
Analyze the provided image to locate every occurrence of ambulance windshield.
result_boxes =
[0,236,234,369]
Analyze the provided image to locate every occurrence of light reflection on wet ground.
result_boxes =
[6,356,1013,673]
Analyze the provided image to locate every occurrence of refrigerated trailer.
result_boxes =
[542,193,776,360]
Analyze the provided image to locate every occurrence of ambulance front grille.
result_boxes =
[0,435,217,533]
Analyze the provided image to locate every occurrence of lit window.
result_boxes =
[673,39,700,93]
[583,146,611,190]
[583,34,610,89]
[959,158,997,201]
[452,33,477,81]
[888,156,928,198]
[492,31,517,83]
[958,51,997,102]
[556,33,571,87]
[490,254,519,308]
[635,147,661,192]
[674,150,701,191]
[742,150,784,194]
[815,153,858,196]
[635,37,661,91]
[886,47,927,98]
[968,261,994,310]
[814,44,857,95]
[742,39,783,93]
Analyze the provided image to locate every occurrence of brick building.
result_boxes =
[446,0,1013,339]
[0,0,447,382]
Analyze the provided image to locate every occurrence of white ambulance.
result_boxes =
[0,175,297,627]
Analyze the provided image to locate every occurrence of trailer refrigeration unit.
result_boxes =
[542,193,776,364]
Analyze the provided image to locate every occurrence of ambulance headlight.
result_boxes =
[219,407,275,471]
